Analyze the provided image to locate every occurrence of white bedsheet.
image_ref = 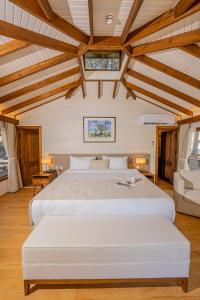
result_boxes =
[30,169,175,225]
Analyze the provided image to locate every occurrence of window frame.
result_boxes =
[0,129,8,181]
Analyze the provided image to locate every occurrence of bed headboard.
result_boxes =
[50,153,151,171]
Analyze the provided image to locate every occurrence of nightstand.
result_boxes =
[142,171,155,183]
[32,172,57,196]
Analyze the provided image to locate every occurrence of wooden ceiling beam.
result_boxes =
[112,81,119,99]
[0,20,78,54]
[132,29,200,56]
[121,79,136,100]
[2,79,81,114]
[37,0,54,20]
[88,37,123,51]
[126,90,131,99]
[179,44,200,59]
[175,0,197,17]
[98,81,103,99]
[0,39,29,57]
[81,82,86,98]
[10,0,89,44]
[134,55,200,89]
[88,0,94,44]
[0,52,75,87]
[124,80,193,116]
[65,81,82,99]
[126,68,200,107]
[121,0,143,43]
[0,114,19,125]
[0,66,80,104]
[125,1,200,45]
[178,114,200,125]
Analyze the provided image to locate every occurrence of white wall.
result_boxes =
[18,82,174,173]
[0,179,8,196]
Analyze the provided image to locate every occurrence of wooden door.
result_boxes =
[17,127,41,186]
[159,129,177,183]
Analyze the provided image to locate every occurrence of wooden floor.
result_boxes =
[0,181,200,300]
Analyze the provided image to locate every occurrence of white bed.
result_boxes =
[29,169,175,226]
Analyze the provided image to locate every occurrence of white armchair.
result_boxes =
[174,171,200,217]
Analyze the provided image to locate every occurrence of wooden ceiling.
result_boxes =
[0,0,199,118]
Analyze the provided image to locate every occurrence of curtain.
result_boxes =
[2,122,22,192]
[178,124,190,170]
[184,127,196,170]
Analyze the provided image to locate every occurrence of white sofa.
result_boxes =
[22,215,190,295]
[174,171,200,217]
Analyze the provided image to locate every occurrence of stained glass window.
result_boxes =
[84,51,122,71]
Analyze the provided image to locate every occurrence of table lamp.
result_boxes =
[136,157,146,172]
[41,155,52,173]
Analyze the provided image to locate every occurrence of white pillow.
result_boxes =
[102,156,128,170]
[69,156,95,170]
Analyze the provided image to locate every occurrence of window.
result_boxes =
[84,51,123,71]
[0,129,8,178]
[188,129,200,170]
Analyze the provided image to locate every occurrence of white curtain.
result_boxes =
[178,124,196,170]
[178,124,190,170]
[2,122,22,192]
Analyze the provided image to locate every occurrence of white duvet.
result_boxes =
[30,169,175,225]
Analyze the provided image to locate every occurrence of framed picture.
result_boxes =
[83,117,116,143]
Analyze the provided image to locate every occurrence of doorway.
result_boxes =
[156,126,178,184]
[17,126,42,186]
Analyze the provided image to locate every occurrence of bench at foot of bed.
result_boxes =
[22,215,190,295]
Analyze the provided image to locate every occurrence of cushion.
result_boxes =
[102,156,128,170]
[90,159,109,170]
[180,170,200,190]
[184,190,200,205]
[22,215,190,280]
[69,156,95,170]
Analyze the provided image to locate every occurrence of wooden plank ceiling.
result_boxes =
[0,0,199,119]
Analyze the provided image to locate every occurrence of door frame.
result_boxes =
[155,125,178,184]
[16,126,42,174]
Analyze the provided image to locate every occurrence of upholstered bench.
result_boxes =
[22,215,190,295]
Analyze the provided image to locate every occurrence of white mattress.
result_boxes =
[23,215,190,279]
[30,169,176,225]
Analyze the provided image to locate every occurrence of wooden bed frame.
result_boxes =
[24,277,188,295]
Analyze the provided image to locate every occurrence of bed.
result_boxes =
[29,169,175,226]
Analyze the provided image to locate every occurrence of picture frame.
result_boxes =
[83,117,116,143]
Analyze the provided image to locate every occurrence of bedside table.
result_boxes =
[142,171,155,183]
[32,172,57,196]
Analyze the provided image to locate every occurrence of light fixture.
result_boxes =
[41,155,52,173]
[135,157,146,173]
[105,15,114,25]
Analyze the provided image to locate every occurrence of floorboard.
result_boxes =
[0,180,199,299]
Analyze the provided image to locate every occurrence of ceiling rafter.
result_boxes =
[132,29,200,56]
[88,0,94,44]
[2,79,81,115]
[9,0,89,44]
[14,94,66,118]
[121,0,144,43]
[98,81,103,99]
[0,39,29,57]
[175,0,197,17]
[0,20,78,54]
[126,68,200,107]
[125,1,200,45]
[120,57,136,100]
[124,80,193,116]
[0,66,80,104]
[37,0,54,20]
[112,81,120,99]
[81,82,86,98]
[0,52,75,87]
[65,80,83,99]
[134,55,200,89]
[179,44,200,59]
[136,94,181,117]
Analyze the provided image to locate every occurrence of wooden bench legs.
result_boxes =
[24,277,189,296]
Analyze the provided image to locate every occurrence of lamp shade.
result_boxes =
[41,156,52,165]
[136,157,146,165]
